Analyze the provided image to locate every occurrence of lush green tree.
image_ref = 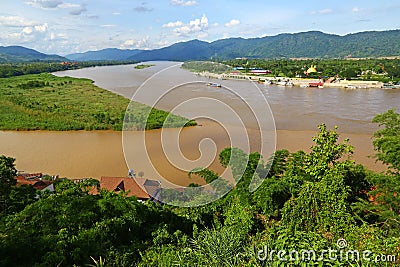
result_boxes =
[372,109,400,174]
[282,170,353,235]
[0,155,17,214]
[221,58,400,81]
[304,124,353,180]
[7,185,38,214]
[252,177,290,219]
[266,149,290,178]
[190,225,247,266]
[280,125,354,234]
[353,172,400,232]
[0,179,193,267]
[353,110,400,233]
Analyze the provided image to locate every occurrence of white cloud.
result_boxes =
[48,32,67,41]
[225,19,240,28]
[172,14,209,37]
[22,27,34,34]
[170,0,197,6]
[162,20,183,28]
[19,23,47,35]
[134,3,153,12]
[2,31,35,44]
[0,15,49,43]
[320,9,333,14]
[69,4,87,15]
[57,33,68,39]
[25,0,63,9]
[0,16,36,27]
[156,40,170,47]
[197,32,208,38]
[101,24,118,28]
[34,23,48,33]
[120,36,151,49]
[352,7,361,13]
[1,21,50,46]
[311,8,333,15]
[122,39,136,47]
[26,0,89,16]
[87,14,99,19]
[58,2,81,8]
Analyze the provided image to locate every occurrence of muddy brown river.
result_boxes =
[1,62,398,184]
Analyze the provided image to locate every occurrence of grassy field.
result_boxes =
[0,73,195,131]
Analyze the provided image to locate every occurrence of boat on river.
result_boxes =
[206,82,222,88]
[309,81,324,88]
[382,82,400,89]
[286,81,294,87]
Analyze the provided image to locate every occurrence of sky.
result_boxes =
[0,0,400,55]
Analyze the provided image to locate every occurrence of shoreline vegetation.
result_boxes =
[0,73,196,131]
[0,60,138,78]
[182,59,400,88]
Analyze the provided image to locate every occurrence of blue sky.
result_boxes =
[0,0,399,55]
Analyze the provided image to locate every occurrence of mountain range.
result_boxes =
[67,30,400,61]
[0,46,67,62]
[1,30,400,62]
[66,48,142,61]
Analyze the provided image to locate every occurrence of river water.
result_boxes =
[53,61,400,134]
[0,62,398,183]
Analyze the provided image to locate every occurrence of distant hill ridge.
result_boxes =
[0,46,67,62]
[66,48,143,61]
[2,30,400,62]
[126,30,400,61]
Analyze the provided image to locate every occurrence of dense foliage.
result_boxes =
[134,64,154,69]
[0,73,195,130]
[0,111,399,266]
[222,58,400,82]
[182,61,233,74]
[0,61,138,78]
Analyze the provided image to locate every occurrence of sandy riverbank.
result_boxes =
[196,71,384,88]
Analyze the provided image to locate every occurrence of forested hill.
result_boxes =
[128,30,400,61]
[66,48,143,61]
[0,46,67,62]
[3,30,400,62]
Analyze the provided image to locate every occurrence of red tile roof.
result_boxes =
[15,176,53,190]
[98,177,151,200]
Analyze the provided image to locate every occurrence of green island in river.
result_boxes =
[134,64,155,69]
[0,73,195,131]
